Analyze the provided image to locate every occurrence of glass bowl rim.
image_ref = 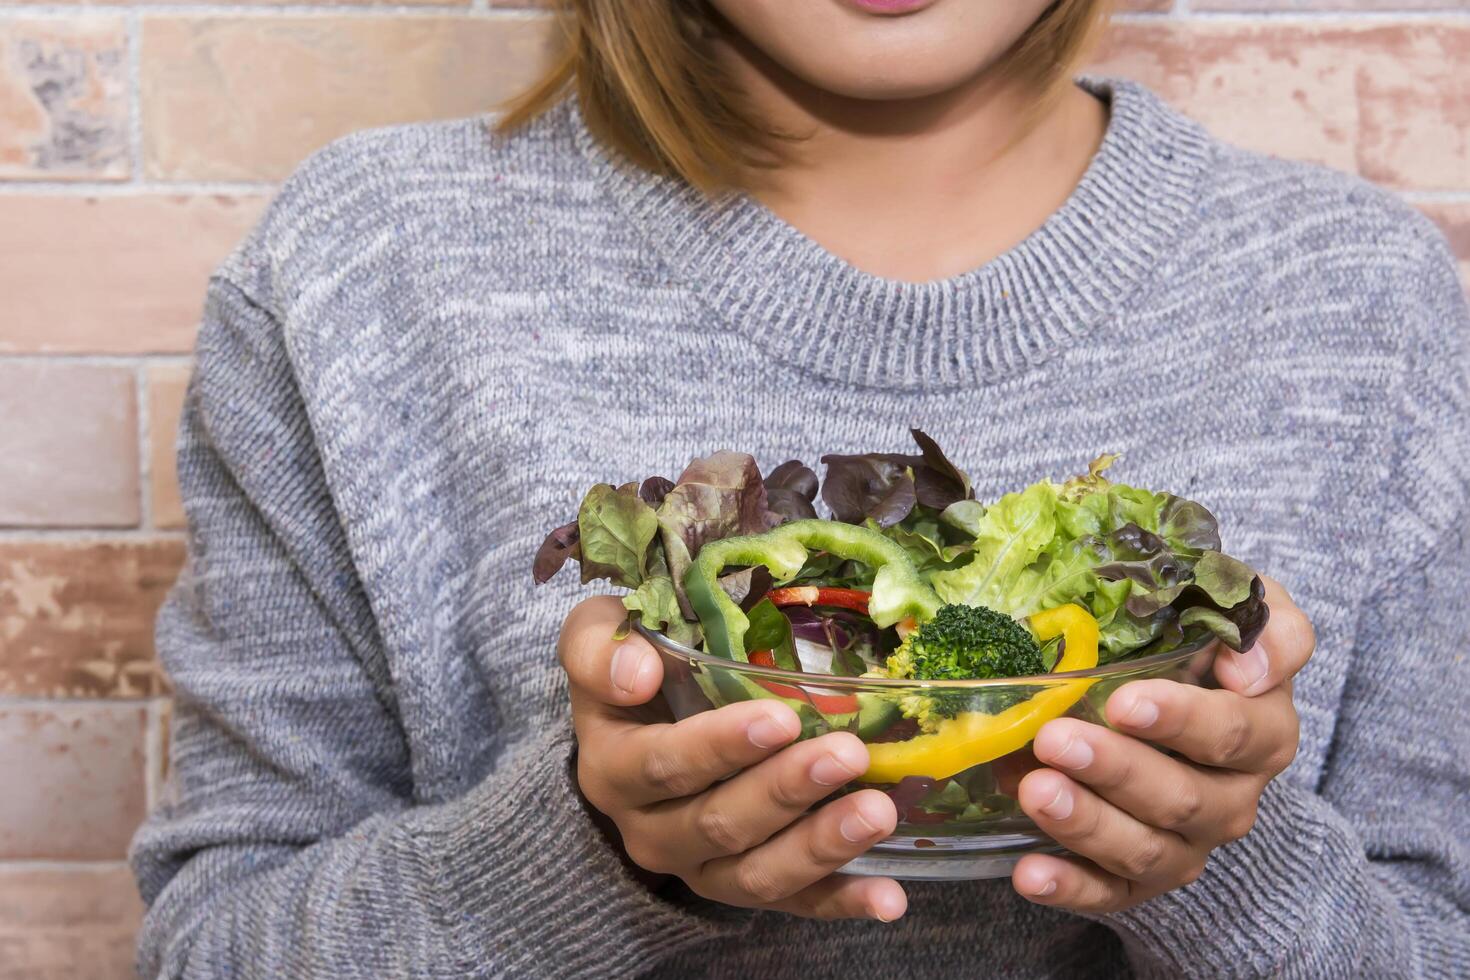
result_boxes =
[635,624,1217,690]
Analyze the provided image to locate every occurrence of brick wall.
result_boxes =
[0,1,1465,975]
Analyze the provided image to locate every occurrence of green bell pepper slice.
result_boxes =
[684,519,942,661]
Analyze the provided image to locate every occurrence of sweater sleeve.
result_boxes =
[129,275,739,979]
[1098,218,1470,977]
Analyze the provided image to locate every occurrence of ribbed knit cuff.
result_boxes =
[417,725,749,978]
[1101,779,1376,979]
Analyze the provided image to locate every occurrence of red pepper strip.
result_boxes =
[748,649,859,714]
[765,586,871,614]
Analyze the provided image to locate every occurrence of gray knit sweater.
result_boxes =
[130,80,1470,979]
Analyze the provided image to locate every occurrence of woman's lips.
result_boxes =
[842,0,938,16]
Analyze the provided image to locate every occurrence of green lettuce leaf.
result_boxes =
[929,482,1058,610]
[1174,551,1270,651]
[882,508,973,575]
[1106,485,1169,533]
[623,576,700,647]
[939,498,986,537]
[1190,550,1256,607]
[577,483,659,589]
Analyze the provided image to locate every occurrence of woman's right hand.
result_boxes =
[558,596,908,921]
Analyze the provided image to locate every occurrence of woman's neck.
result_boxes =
[713,30,1108,284]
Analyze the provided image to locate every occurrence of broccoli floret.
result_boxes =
[877,605,1047,731]
[887,604,1044,681]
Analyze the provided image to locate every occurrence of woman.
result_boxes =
[130,0,1470,976]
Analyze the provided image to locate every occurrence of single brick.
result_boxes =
[0,195,267,354]
[1093,21,1470,191]
[141,14,558,181]
[0,865,145,980]
[0,539,183,699]
[0,363,139,527]
[0,704,148,860]
[0,17,128,179]
[148,364,192,530]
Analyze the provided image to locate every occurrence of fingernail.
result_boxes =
[1121,696,1159,730]
[1233,642,1272,695]
[1050,734,1094,771]
[1041,783,1074,821]
[871,886,907,922]
[1031,879,1058,897]
[811,751,860,786]
[840,803,882,843]
[609,644,644,695]
[747,710,796,749]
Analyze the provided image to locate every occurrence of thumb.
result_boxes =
[1213,574,1314,697]
[558,596,665,708]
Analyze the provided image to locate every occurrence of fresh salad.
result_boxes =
[535,431,1268,805]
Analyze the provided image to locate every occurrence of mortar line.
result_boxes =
[126,11,144,184]
[144,698,165,812]
[0,528,186,541]
[0,694,158,706]
[0,352,193,365]
[137,364,154,531]
[0,182,277,197]
[0,860,134,873]
[1400,189,1470,204]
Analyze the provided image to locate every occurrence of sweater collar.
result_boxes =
[569,79,1214,391]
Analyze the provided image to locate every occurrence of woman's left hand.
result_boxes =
[1011,576,1314,912]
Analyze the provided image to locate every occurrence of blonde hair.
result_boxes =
[498,1,1111,192]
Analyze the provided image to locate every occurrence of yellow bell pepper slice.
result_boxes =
[863,604,1100,784]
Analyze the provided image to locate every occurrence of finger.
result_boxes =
[1013,853,1135,914]
[559,596,664,710]
[699,790,897,906]
[592,699,802,808]
[1033,718,1258,843]
[1106,679,1299,775]
[1214,575,1315,697]
[1017,768,1194,884]
[766,874,908,922]
[643,732,871,868]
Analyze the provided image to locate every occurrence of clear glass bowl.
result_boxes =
[639,625,1217,881]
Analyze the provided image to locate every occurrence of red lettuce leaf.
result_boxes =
[820,453,918,527]
[532,520,580,584]
[658,451,782,615]
[765,459,820,522]
[639,476,675,507]
[910,428,973,510]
